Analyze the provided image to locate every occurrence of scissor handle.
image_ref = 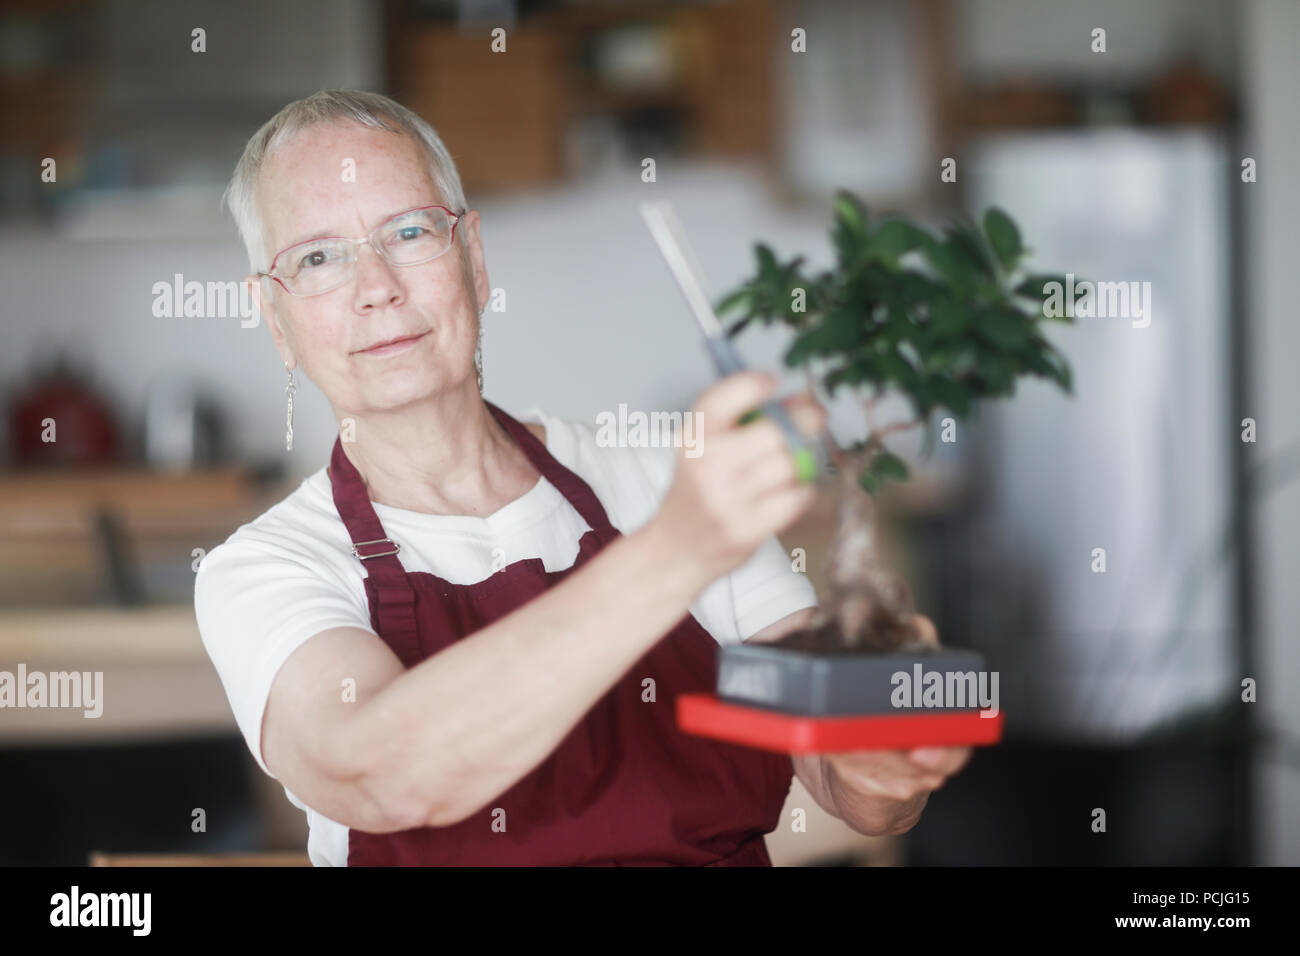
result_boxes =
[705,333,823,481]
[740,401,820,482]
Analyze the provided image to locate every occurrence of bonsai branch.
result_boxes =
[869,419,923,444]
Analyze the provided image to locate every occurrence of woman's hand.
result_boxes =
[651,371,825,587]
[814,614,972,836]
[821,743,973,836]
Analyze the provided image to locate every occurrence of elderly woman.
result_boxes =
[195,90,970,867]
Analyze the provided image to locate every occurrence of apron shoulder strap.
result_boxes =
[484,400,618,537]
[327,437,420,653]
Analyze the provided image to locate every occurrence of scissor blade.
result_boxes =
[639,201,725,339]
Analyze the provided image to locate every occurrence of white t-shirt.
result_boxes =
[194,406,818,866]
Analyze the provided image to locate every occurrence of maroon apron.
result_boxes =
[328,400,794,866]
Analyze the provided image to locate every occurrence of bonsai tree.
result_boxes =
[714,190,1075,653]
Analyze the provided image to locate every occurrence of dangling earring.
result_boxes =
[284,364,298,451]
[475,319,484,395]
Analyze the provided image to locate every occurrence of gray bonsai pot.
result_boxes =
[717,631,990,717]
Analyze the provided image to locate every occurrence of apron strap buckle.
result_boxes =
[351,537,401,561]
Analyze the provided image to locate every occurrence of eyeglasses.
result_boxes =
[257,204,465,297]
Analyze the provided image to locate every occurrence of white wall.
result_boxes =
[0,160,858,480]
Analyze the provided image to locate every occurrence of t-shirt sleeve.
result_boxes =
[624,439,820,643]
[194,533,374,778]
[725,534,819,638]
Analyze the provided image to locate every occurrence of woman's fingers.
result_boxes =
[654,372,825,584]
[907,746,972,778]
[778,390,828,438]
[826,749,947,801]
[691,370,781,435]
[910,613,939,647]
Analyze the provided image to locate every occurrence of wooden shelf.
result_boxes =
[0,604,207,665]
[0,604,236,743]
[0,466,294,606]
[90,851,311,867]
[0,465,259,512]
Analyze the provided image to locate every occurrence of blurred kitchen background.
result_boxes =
[0,0,1296,866]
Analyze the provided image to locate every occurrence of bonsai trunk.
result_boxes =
[774,456,934,655]
[712,445,981,720]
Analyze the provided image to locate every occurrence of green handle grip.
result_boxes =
[739,406,819,482]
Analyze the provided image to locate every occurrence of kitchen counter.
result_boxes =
[0,604,234,742]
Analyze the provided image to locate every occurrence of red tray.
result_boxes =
[677,693,1004,754]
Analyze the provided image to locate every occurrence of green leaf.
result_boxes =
[1041,345,1073,393]
[831,192,870,270]
[820,307,866,350]
[945,223,997,279]
[783,308,864,367]
[859,449,911,496]
[1013,274,1065,300]
[715,286,752,317]
[983,207,1023,271]
[881,306,919,347]
[895,271,946,306]
[973,307,1032,350]
[969,352,1017,395]
[871,451,910,482]
[929,299,968,337]
[723,315,753,339]
[871,220,930,261]
[755,243,778,279]
[905,385,933,420]
[1014,274,1075,321]
[784,328,822,367]
[923,343,964,373]
[875,350,916,386]
[927,376,972,416]
[833,190,869,237]
[921,236,978,293]
[823,363,871,394]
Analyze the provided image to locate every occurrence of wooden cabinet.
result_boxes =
[386,0,781,194]
[399,23,569,195]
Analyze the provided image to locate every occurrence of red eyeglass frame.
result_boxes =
[254,204,466,296]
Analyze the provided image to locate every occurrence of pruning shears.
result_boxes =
[639,200,833,482]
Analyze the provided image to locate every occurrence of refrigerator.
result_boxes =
[961,127,1238,744]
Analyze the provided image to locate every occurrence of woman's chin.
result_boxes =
[359,371,474,411]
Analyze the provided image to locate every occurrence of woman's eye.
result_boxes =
[395,225,427,241]
[298,248,333,270]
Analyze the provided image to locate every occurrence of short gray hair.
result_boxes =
[223,89,468,272]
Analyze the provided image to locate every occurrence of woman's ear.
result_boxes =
[249,276,296,369]
[459,210,490,314]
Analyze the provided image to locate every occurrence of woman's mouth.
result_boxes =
[355,331,429,357]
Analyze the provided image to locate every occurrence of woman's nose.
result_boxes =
[352,238,404,307]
